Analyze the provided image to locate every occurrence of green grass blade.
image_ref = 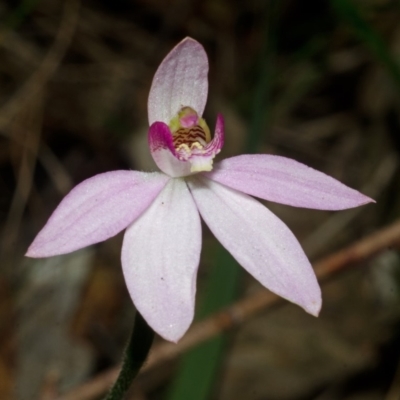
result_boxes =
[1,0,41,32]
[331,0,400,89]
[249,0,280,152]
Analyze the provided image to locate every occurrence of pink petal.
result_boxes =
[212,113,225,151]
[205,154,374,210]
[148,37,208,125]
[188,177,322,316]
[26,171,170,257]
[121,178,201,342]
[196,113,225,157]
[148,121,192,177]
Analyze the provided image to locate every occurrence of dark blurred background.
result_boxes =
[1,0,400,399]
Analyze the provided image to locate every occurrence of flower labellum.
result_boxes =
[26,37,374,343]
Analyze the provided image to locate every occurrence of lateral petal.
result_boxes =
[206,154,374,210]
[121,178,201,342]
[148,37,208,125]
[189,177,322,316]
[148,121,192,177]
[26,171,169,257]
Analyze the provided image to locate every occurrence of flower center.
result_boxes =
[169,107,211,153]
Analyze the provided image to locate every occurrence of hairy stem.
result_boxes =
[104,312,154,400]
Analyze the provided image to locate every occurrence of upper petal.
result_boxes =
[188,177,321,316]
[121,178,201,342]
[205,154,374,210]
[148,37,208,125]
[26,171,170,257]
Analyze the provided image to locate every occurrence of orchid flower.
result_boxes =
[26,37,374,343]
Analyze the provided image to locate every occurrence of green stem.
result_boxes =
[104,312,154,400]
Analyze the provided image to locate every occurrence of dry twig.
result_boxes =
[0,0,80,256]
[58,219,400,400]
[1,95,44,253]
[0,0,81,132]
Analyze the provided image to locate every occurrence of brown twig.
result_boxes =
[0,0,81,132]
[57,219,400,400]
[0,131,74,196]
[0,0,80,258]
[1,95,44,253]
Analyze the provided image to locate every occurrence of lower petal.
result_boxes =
[121,178,201,342]
[27,171,169,257]
[188,177,321,316]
